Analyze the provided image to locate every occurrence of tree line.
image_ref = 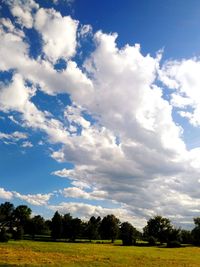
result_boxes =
[0,201,200,247]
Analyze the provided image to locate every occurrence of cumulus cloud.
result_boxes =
[0,18,93,97]
[51,31,200,227]
[0,74,35,112]
[0,73,69,145]
[160,58,200,127]
[8,0,39,28]
[34,8,78,62]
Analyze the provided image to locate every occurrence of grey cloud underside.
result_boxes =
[1,0,200,228]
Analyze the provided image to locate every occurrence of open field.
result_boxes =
[0,241,200,266]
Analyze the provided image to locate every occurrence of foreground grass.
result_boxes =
[0,241,200,266]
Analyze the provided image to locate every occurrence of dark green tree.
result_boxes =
[143,215,172,244]
[0,202,14,228]
[191,217,200,245]
[0,227,9,242]
[14,205,31,228]
[180,229,192,244]
[62,213,73,240]
[99,214,120,243]
[68,218,82,241]
[51,211,63,240]
[86,216,101,241]
[27,215,46,239]
[13,205,31,238]
[12,226,24,240]
[167,227,181,247]
[120,222,138,246]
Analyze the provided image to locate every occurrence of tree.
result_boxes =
[27,215,46,239]
[167,227,181,247]
[0,202,14,228]
[143,216,172,244]
[12,226,24,240]
[86,216,101,241]
[14,205,31,227]
[13,205,31,238]
[68,218,82,241]
[191,217,200,245]
[180,229,192,244]
[0,227,9,242]
[51,211,63,240]
[120,222,138,246]
[62,213,73,240]
[100,215,120,243]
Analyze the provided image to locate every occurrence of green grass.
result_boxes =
[0,240,200,266]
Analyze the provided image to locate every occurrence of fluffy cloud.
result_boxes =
[160,58,200,127]
[0,73,69,145]
[62,187,108,200]
[51,32,200,227]
[34,8,78,62]
[0,17,92,97]
[0,74,35,112]
[8,0,39,28]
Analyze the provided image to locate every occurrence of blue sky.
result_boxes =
[1,0,200,229]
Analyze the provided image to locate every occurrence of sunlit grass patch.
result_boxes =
[0,241,200,266]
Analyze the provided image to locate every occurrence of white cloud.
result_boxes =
[52,0,75,5]
[13,192,53,206]
[0,73,70,145]
[62,187,108,200]
[50,31,200,227]
[0,188,13,200]
[8,0,39,28]
[0,74,35,112]
[0,17,93,98]
[49,201,145,228]
[160,58,200,126]
[71,180,90,189]
[21,141,33,148]
[79,24,92,38]
[34,8,78,62]
[0,131,27,142]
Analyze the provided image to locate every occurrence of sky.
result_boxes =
[1,0,200,229]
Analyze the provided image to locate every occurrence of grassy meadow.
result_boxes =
[0,240,200,266]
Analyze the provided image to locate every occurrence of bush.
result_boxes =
[0,227,9,242]
[167,240,181,248]
[148,236,156,246]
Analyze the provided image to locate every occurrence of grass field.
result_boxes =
[0,240,200,266]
